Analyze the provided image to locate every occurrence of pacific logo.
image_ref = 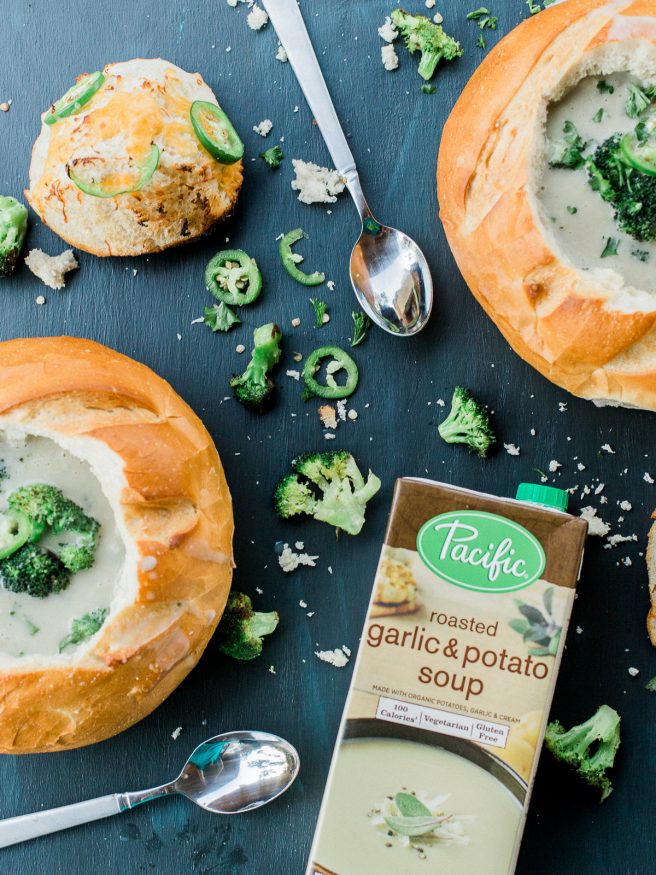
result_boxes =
[416,510,546,594]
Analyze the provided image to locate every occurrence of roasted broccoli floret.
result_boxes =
[260,145,284,168]
[391,8,463,81]
[7,484,100,572]
[586,134,656,241]
[216,592,279,660]
[274,451,381,536]
[545,705,621,802]
[59,607,109,652]
[230,323,283,412]
[0,543,70,598]
[0,196,28,277]
[437,386,496,457]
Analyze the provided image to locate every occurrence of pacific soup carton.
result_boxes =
[307,478,588,875]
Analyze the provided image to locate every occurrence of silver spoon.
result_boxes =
[0,730,299,848]
[262,0,433,336]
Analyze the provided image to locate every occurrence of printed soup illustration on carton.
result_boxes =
[307,479,588,875]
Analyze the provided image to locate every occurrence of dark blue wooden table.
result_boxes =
[0,2,653,873]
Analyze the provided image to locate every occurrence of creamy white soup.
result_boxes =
[0,433,124,657]
[314,737,522,875]
[537,72,656,291]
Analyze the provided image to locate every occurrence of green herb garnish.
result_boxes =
[351,311,371,347]
[597,80,615,94]
[260,145,284,169]
[626,83,656,119]
[550,120,587,169]
[601,236,619,258]
[204,302,241,333]
[466,7,498,29]
[310,297,329,328]
[632,249,650,262]
[593,108,604,123]
[566,205,578,215]
[477,35,486,49]
[421,84,437,94]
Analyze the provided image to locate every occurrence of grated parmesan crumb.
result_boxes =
[601,443,616,454]
[645,472,654,484]
[548,460,562,472]
[275,44,288,62]
[286,369,300,381]
[504,443,521,456]
[628,666,640,677]
[619,500,632,511]
[171,726,182,740]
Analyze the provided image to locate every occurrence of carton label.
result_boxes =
[417,511,546,594]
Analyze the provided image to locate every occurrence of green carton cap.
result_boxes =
[516,482,568,512]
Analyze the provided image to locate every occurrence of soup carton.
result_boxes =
[307,479,588,875]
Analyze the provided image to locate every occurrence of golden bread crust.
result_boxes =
[0,337,233,752]
[25,59,243,256]
[438,0,656,410]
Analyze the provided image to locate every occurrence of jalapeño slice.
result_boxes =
[190,100,244,164]
[44,71,105,125]
[620,130,656,176]
[67,144,160,197]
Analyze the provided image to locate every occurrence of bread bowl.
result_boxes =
[26,59,243,256]
[438,0,656,411]
[0,336,233,753]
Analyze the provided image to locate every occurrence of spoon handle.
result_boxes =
[262,0,357,179]
[0,794,123,848]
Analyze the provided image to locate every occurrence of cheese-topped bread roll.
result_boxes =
[26,59,243,256]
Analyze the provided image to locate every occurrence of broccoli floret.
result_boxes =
[437,387,496,457]
[391,8,463,81]
[0,543,70,598]
[0,196,28,277]
[204,302,241,332]
[545,705,621,802]
[216,592,279,660]
[7,484,100,572]
[586,134,656,241]
[59,607,109,652]
[274,451,381,536]
[230,323,283,412]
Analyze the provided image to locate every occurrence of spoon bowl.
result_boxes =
[177,731,300,814]
[350,218,433,335]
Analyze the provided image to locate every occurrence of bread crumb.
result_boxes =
[601,443,616,454]
[278,543,318,573]
[628,667,640,677]
[35,295,46,305]
[336,400,347,422]
[253,119,273,137]
[548,460,561,472]
[326,280,336,291]
[425,0,436,7]
[315,647,350,668]
[291,317,301,327]
[594,483,605,495]
[324,432,336,440]
[247,4,268,30]
[236,344,246,354]
[319,405,338,429]
[286,369,300,381]
[558,402,567,412]
[25,248,78,290]
[645,472,654,484]
[381,44,399,71]
[619,500,632,511]
[275,44,288,62]
[577,462,586,471]
[322,312,330,324]
[433,11,443,23]
[579,506,610,537]
[378,15,398,42]
[269,665,276,674]
[0,102,9,112]
[605,533,638,548]
[291,159,345,204]
[347,409,358,420]
[504,443,521,456]
[171,726,182,740]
